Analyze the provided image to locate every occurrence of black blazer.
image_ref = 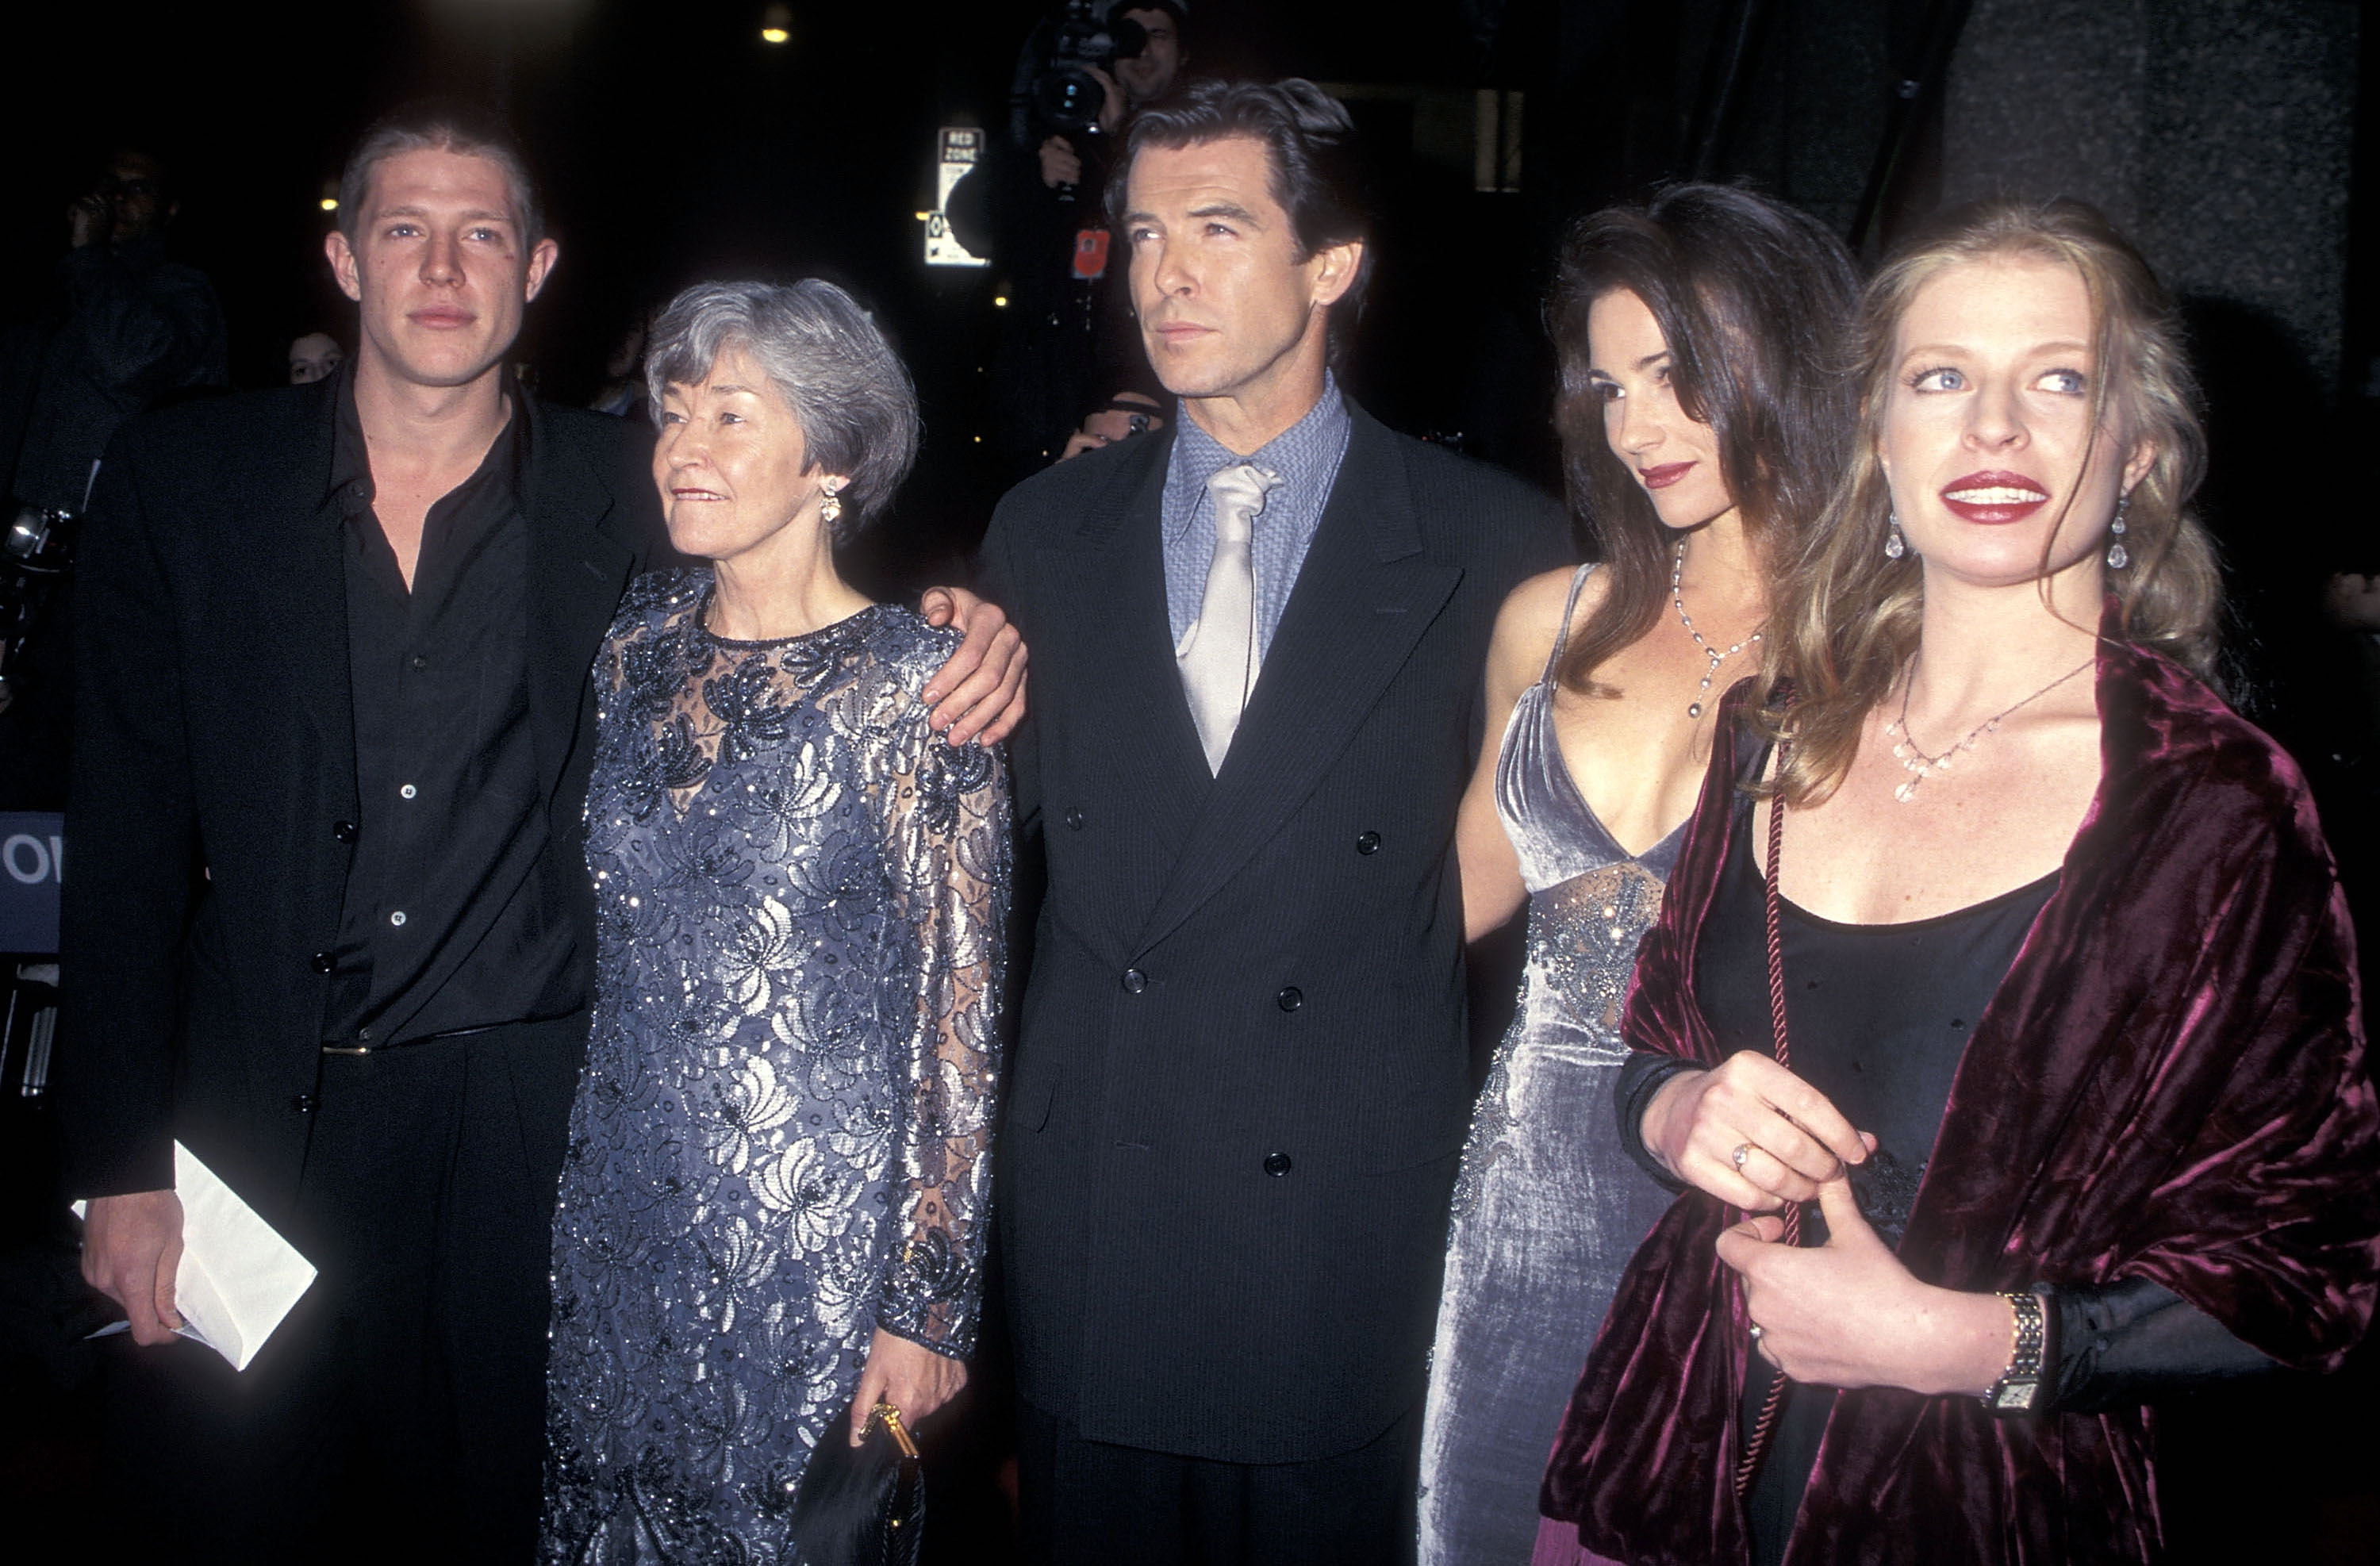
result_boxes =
[979,401,1572,1464]
[52,378,666,1222]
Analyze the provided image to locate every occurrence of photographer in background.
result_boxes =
[0,149,225,808]
[950,2,1188,478]
[11,150,228,516]
[1033,3,1185,192]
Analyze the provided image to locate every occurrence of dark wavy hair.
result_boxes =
[1548,184,1861,696]
[1107,78,1372,362]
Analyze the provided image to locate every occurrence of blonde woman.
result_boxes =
[1539,200,2380,1565]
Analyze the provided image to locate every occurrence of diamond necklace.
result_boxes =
[1671,537,1763,720]
[1884,656,2094,803]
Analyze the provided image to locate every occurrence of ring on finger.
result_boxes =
[1732,1142,1753,1172]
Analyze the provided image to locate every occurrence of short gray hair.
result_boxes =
[643,279,920,540]
[338,107,543,248]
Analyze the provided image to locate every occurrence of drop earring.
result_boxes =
[2106,493,2130,569]
[820,486,844,529]
[1885,513,1907,560]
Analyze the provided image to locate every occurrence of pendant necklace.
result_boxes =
[1885,656,2094,803]
[1672,537,1762,720]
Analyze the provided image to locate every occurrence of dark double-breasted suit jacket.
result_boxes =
[977,401,1572,1464]
[53,377,666,1223]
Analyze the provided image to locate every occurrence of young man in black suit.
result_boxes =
[57,109,1023,1559]
[979,79,1574,1561]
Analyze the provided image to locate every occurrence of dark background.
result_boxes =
[3,2,2373,585]
[3,1,2376,1559]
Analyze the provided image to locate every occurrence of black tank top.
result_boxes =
[1697,794,2058,1564]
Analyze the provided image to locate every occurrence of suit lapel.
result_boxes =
[1136,409,1461,954]
[1040,433,1213,860]
[265,380,355,788]
[519,397,636,800]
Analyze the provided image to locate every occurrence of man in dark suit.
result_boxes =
[979,79,1573,1561]
[56,109,1023,1560]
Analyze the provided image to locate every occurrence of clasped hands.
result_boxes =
[1642,1052,2015,1398]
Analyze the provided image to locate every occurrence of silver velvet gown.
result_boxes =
[543,570,1010,1564]
[1418,564,1683,1565]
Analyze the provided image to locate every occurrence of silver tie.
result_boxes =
[1177,463,1280,773]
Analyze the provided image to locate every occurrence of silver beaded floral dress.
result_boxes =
[543,569,1009,1564]
[1418,564,1683,1565]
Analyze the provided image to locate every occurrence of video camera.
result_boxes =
[1025,0,1150,141]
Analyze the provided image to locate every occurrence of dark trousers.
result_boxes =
[1016,1398,1422,1566]
[99,1015,584,1564]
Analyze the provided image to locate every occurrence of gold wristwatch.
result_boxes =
[1982,1289,2047,1414]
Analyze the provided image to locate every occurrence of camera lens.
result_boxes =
[1034,67,1104,132]
[6,509,49,563]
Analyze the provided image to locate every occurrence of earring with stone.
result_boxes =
[2106,492,2131,570]
[1885,512,1907,560]
[820,485,844,529]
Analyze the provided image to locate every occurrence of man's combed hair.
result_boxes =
[1761,197,2222,808]
[1546,185,1863,697]
[1108,78,1373,359]
[338,103,543,248]
[643,279,920,542]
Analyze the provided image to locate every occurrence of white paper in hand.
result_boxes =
[73,1141,317,1372]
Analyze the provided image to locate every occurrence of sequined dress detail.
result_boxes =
[1419,564,1683,1565]
[543,570,1010,1563]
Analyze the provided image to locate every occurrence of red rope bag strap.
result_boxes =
[1734,743,1801,1499]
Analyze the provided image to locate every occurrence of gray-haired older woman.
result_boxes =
[541,279,1012,1560]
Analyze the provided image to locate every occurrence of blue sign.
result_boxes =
[0,812,63,954]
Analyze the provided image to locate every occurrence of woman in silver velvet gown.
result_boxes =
[1418,188,1860,1564]
[543,280,1009,1562]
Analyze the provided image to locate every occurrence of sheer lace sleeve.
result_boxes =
[872,718,1010,1357]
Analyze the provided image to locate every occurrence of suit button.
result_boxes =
[1276,985,1303,1012]
[309,950,334,974]
[1356,831,1382,855]
[1263,1152,1292,1177]
[1065,806,1086,831]
[1121,967,1148,995]
[332,820,358,843]
[290,1093,316,1114]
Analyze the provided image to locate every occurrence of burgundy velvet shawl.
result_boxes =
[1539,628,2380,1565]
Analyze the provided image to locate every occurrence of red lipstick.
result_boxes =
[1639,461,1695,490]
[1940,470,2049,524]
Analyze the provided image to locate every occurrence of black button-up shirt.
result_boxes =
[320,367,574,1046]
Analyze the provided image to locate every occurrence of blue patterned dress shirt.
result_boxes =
[1161,373,1353,662]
